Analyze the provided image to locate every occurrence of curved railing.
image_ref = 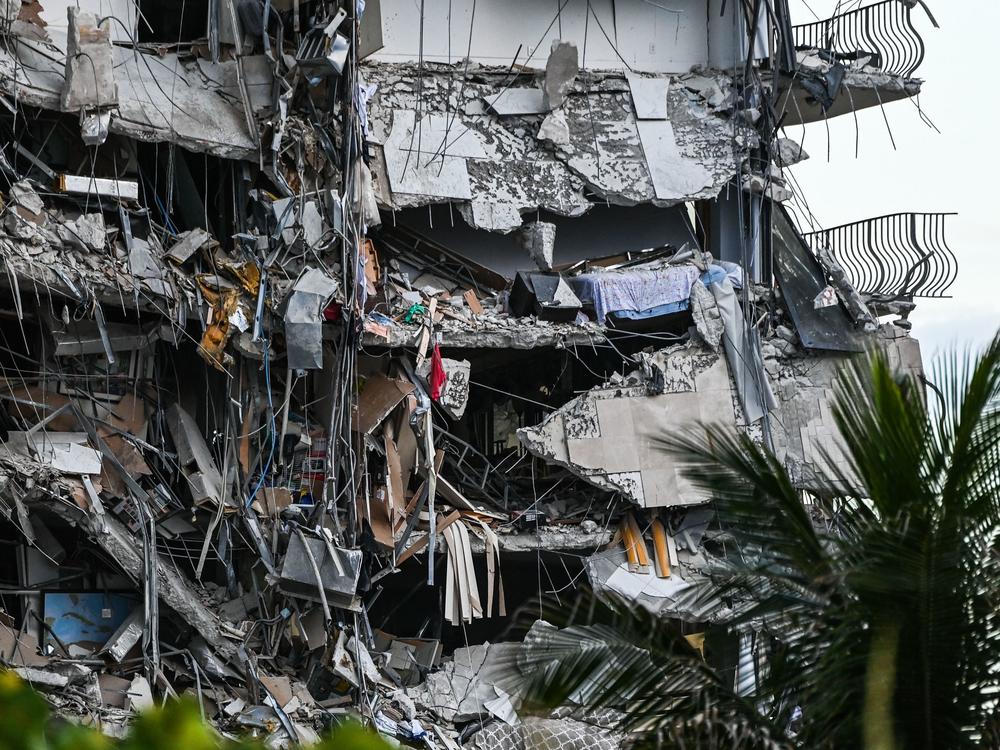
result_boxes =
[803,213,957,299]
[792,0,925,78]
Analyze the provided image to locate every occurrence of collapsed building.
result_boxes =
[0,0,952,745]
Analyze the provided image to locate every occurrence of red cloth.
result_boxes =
[429,344,447,401]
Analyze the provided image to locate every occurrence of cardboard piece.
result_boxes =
[462,290,483,316]
[353,375,415,435]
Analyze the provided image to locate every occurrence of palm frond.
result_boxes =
[512,334,1000,750]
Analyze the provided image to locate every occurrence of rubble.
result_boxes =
[0,0,949,746]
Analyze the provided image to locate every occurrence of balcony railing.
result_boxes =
[792,0,926,78]
[803,213,957,299]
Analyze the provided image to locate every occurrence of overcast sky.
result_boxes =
[784,0,999,361]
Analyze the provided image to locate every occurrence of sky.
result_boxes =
[784,0,999,361]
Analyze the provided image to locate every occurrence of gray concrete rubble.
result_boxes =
[0,0,949,747]
[518,222,557,272]
[365,63,754,231]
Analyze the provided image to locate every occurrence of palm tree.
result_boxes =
[512,333,1000,749]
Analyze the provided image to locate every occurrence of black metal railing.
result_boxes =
[803,213,957,299]
[792,0,925,78]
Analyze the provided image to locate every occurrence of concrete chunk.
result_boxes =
[517,221,556,272]
[543,41,579,109]
[62,8,117,112]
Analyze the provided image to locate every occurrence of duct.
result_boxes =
[296,10,351,81]
[277,533,362,611]
[283,268,339,370]
[101,608,145,663]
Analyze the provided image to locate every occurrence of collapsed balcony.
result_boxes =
[802,212,957,301]
[774,0,937,125]
[792,0,928,78]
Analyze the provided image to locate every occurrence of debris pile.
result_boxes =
[0,0,947,746]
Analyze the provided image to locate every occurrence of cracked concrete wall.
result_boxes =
[521,328,925,506]
[363,63,752,232]
[518,341,737,508]
[765,329,924,488]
